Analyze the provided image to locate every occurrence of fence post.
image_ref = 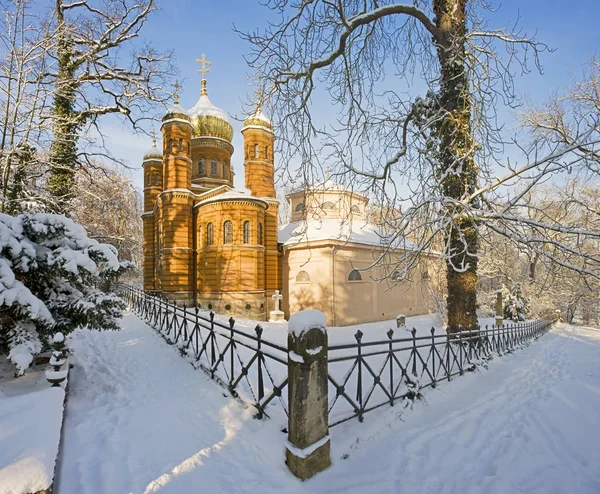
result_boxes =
[495,289,503,327]
[286,310,331,481]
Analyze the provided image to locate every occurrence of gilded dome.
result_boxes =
[163,101,190,122]
[143,139,162,160]
[189,93,234,142]
[242,108,273,132]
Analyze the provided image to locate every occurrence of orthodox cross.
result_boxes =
[173,80,182,104]
[196,54,211,95]
[254,87,265,111]
[151,129,157,148]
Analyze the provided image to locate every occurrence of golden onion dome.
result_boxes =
[162,100,190,122]
[242,107,273,132]
[143,139,162,160]
[188,92,233,142]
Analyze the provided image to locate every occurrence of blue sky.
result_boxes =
[107,0,600,191]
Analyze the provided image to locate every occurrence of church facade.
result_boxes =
[142,65,437,325]
[142,74,280,320]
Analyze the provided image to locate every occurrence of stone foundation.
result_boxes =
[196,291,267,321]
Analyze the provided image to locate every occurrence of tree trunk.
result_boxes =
[434,0,479,332]
[48,0,79,215]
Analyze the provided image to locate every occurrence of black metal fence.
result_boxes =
[118,285,289,419]
[116,285,553,427]
[326,320,553,426]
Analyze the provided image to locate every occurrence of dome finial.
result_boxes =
[255,87,264,112]
[196,53,211,96]
[173,80,182,104]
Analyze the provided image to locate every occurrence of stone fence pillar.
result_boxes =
[495,290,503,327]
[286,310,331,480]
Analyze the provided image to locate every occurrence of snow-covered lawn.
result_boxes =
[58,313,600,493]
[0,359,67,494]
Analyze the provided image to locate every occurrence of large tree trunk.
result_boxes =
[48,0,79,215]
[434,0,479,332]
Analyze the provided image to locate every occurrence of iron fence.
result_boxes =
[117,285,289,419]
[116,284,552,428]
[326,319,553,426]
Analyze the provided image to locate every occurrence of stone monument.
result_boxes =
[269,289,285,322]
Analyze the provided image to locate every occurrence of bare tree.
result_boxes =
[0,0,53,212]
[47,0,176,213]
[71,163,143,266]
[241,0,600,331]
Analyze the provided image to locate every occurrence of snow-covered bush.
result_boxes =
[0,213,127,375]
[501,284,529,321]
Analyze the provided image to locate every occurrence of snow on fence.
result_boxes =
[117,285,553,428]
[118,285,289,420]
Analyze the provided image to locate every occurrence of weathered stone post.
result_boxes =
[555,309,562,323]
[286,309,331,480]
[396,314,406,329]
[495,290,503,327]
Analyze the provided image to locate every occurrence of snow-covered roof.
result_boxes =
[164,102,189,118]
[189,94,230,123]
[242,108,273,131]
[287,178,359,197]
[279,218,416,250]
[194,188,268,209]
[143,141,162,160]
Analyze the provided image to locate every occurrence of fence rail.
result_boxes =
[116,284,553,428]
[118,284,289,419]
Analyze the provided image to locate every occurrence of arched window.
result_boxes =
[321,201,335,210]
[254,143,259,158]
[198,225,202,247]
[295,202,305,212]
[350,205,360,214]
[207,223,214,245]
[154,174,159,185]
[258,223,263,245]
[243,221,250,244]
[296,270,311,283]
[168,138,173,153]
[211,158,218,175]
[178,138,183,152]
[348,269,362,281]
[223,220,233,244]
[265,145,269,159]
[198,157,206,174]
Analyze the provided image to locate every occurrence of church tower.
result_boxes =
[242,103,280,300]
[141,139,162,291]
[188,54,235,193]
[158,90,194,303]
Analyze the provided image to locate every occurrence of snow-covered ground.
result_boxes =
[0,360,67,494]
[58,313,600,493]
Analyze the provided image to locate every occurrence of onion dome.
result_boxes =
[188,80,234,142]
[242,105,273,132]
[143,138,162,160]
[163,86,190,122]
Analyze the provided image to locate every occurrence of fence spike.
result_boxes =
[229,316,235,329]
[386,328,394,340]
[355,329,363,342]
[255,324,264,338]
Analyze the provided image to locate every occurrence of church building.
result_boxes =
[142,59,436,325]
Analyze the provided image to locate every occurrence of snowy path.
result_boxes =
[59,314,600,493]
